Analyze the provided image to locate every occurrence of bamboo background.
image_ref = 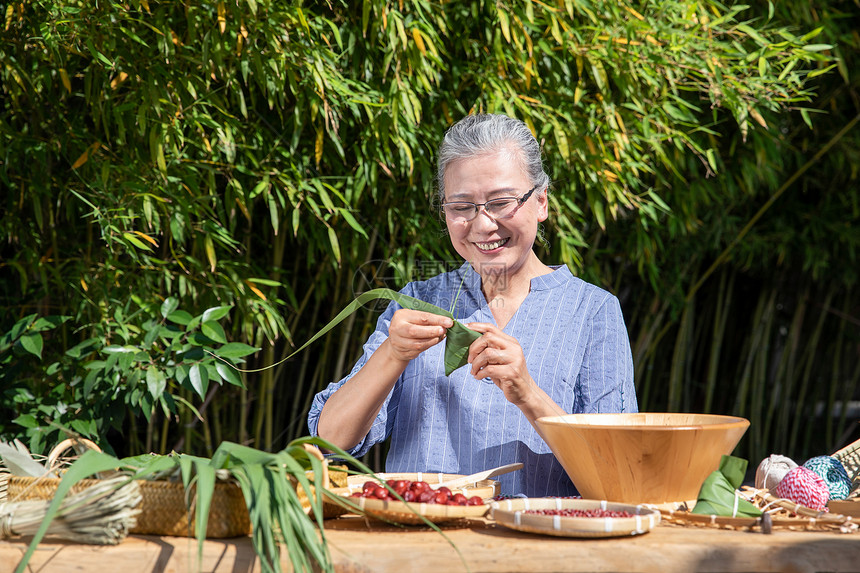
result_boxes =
[1,0,858,471]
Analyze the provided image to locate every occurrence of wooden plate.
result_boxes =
[489,498,660,538]
[325,488,489,524]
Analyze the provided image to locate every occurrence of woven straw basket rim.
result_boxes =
[3,439,251,538]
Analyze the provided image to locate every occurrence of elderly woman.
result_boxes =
[308,113,636,496]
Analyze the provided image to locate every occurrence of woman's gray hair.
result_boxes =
[436,113,550,201]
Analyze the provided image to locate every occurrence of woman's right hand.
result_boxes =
[387,309,453,363]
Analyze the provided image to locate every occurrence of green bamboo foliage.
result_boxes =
[0,0,856,470]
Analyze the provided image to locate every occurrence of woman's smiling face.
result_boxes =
[442,147,548,281]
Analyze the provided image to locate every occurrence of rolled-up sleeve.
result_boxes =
[307,299,402,457]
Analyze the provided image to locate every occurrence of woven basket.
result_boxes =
[3,439,251,538]
[291,444,348,519]
[832,437,860,498]
[6,475,251,538]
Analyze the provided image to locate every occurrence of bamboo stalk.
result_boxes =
[789,287,834,454]
[825,293,848,447]
[286,294,323,444]
[769,287,807,454]
[703,269,734,413]
[732,290,775,419]
[667,299,694,412]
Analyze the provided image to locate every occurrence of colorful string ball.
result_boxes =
[803,455,852,501]
[775,466,830,510]
[755,454,798,494]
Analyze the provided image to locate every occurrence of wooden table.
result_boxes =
[3,515,860,573]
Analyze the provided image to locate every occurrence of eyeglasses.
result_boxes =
[441,185,539,223]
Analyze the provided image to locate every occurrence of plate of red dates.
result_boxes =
[489,498,661,537]
[325,473,496,524]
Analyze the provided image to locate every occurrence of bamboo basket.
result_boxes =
[832,436,860,498]
[290,444,349,519]
[3,440,251,538]
[6,475,250,538]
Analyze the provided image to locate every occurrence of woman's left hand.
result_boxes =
[466,322,536,406]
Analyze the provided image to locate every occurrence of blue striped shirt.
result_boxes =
[307,263,637,496]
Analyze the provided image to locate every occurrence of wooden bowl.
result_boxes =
[535,413,750,505]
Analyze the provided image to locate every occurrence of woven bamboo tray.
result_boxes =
[489,498,661,538]
[324,488,490,525]
[660,486,859,534]
[323,472,498,525]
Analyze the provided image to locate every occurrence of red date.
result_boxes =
[524,508,635,518]
[351,480,484,506]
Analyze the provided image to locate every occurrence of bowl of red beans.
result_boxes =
[489,498,661,537]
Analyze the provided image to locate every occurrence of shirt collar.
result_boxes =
[529,264,573,291]
[457,262,572,293]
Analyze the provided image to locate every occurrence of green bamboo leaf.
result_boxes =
[216,360,243,386]
[327,226,341,263]
[802,44,833,53]
[161,297,179,319]
[202,305,232,323]
[19,333,43,359]
[736,24,768,46]
[246,278,281,287]
[167,310,193,325]
[498,9,511,43]
[216,342,260,358]
[147,366,166,399]
[13,414,38,428]
[193,460,216,564]
[204,234,216,272]
[123,232,153,251]
[337,208,368,239]
[201,320,228,343]
[102,345,137,354]
[189,363,208,398]
[221,288,481,377]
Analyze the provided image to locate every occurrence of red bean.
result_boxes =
[524,508,635,518]
[410,481,430,494]
[351,479,485,506]
[373,486,389,500]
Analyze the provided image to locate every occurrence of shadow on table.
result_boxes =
[689,536,860,573]
[133,534,256,573]
[322,515,492,533]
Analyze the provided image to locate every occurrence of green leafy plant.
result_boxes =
[3,299,259,455]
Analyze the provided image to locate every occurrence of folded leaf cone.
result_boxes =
[690,454,762,517]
